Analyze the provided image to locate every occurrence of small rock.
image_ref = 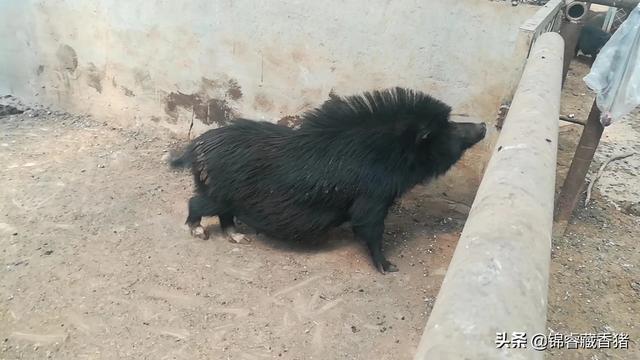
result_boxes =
[43,250,53,255]
[0,104,24,117]
[624,202,640,217]
[603,325,615,333]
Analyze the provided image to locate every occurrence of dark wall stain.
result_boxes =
[121,86,135,97]
[164,92,235,126]
[56,44,78,72]
[199,77,242,99]
[86,63,103,93]
[277,115,302,129]
[164,92,197,119]
[36,65,45,76]
[254,93,274,112]
[206,99,234,125]
[200,77,218,90]
[133,68,153,91]
[226,79,243,100]
[162,77,243,126]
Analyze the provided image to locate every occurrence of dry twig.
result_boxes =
[585,152,636,206]
[188,105,195,140]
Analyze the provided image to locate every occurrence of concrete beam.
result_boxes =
[414,32,564,360]
[589,0,639,8]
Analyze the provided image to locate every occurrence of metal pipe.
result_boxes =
[414,32,564,360]
[560,115,586,125]
[565,1,588,22]
[560,21,584,83]
[604,7,617,31]
[589,0,639,8]
[560,2,588,84]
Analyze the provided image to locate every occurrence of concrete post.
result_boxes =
[414,32,564,360]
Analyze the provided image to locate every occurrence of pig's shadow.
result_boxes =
[203,196,468,255]
[574,54,596,66]
[240,223,356,253]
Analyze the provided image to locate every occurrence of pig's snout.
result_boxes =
[477,123,487,139]
[452,121,486,150]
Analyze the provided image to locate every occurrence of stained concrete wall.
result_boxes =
[0,0,538,202]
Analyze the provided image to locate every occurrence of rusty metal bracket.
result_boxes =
[554,100,604,231]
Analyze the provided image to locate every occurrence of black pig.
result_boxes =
[576,24,611,60]
[171,87,486,273]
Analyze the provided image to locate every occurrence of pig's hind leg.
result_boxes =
[219,213,251,244]
[186,195,221,240]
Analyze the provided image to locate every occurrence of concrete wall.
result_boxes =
[0,0,538,202]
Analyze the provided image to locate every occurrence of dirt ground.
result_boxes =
[0,98,468,359]
[1,58,639,359]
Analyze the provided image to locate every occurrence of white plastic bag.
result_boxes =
[584,4,640,126]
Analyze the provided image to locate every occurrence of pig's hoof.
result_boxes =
[190,226,209,240]
[377,260,399,274]
[227,231,251,244]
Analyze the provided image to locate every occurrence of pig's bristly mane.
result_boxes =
[300,87,451,131]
